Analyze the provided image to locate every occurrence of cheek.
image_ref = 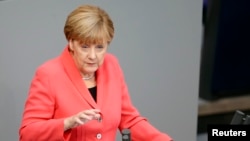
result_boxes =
[75,52,87,65]
[97,53,106,65]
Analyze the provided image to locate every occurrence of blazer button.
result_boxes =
[96,133,102,139]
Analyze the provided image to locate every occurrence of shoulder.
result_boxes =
[104,53,119,63]
[34,57,62,77]
[98,53,123,76]
[102,53,121,69]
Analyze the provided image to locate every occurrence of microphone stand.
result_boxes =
[122,129,131,141]
[230,110,245,125]
[231,110,250,125]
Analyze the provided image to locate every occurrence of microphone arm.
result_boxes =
[122,129,131,141]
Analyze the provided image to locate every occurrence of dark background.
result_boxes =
[200,0,250,100]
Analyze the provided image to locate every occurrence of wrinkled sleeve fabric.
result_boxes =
[19,67,68,141]
[115,58,173,141]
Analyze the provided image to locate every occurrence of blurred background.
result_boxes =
[198,0,250,140]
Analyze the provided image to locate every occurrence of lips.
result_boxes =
[87,63,96,66]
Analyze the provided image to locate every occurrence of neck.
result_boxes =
[82,73,95,80]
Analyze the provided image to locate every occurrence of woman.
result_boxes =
[19,4,173,141]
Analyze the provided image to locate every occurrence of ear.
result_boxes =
[68,39,74,51]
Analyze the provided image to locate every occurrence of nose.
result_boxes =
[88,47,97,59]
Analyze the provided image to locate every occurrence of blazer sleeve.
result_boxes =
[19,67,68,141]
[116,59,173,141]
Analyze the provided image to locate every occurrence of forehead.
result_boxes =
[78,35,109,45]
[79,39,106,45]
[76,39,108,46]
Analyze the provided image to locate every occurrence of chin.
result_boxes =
[85,67,98,73]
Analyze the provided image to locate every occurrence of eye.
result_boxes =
[82,45,89,48]
[96,45,104,49]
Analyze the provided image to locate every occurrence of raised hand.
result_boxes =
[64,109,101,131]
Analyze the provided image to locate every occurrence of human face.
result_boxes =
[69,40,108,75]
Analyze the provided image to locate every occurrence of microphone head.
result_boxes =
[243,115,250,125]
[230,110,245,125]
[122,129,131,141]
[122,129,130,135]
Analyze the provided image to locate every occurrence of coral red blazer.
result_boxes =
[19,47,173,141]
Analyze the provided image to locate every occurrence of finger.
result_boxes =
[80,113,101,122]
[75,117,85,125]
[83,109,100,116]
[93,113,101,119]
[92,109,101,113]
[79,114,94,121]
[89,109,101,114]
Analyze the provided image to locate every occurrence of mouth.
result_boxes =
[86,63,97,66]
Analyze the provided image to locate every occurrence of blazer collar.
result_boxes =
[60,46,102,109]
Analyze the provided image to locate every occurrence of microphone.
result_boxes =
[243,115,250,125]
[122,129,131,141]
[230,110,245,125]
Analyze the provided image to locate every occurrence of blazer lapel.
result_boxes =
[60,46,97,109]
[96,67,104,108]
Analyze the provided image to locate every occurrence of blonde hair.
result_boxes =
[64,5,114,44]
